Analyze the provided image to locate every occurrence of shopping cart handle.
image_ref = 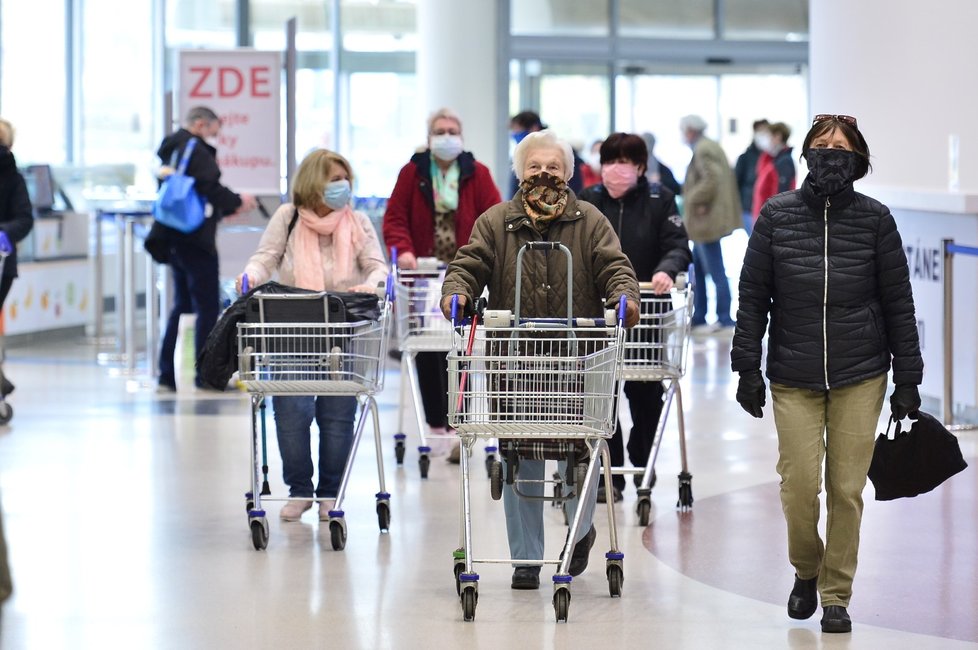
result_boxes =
[618,294,627,323]
[451,294,459,325]
[526,241,562,251]
[241,274,249,294]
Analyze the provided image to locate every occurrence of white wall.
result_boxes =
[811,0,978,193]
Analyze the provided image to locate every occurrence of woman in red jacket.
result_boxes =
[382,107,502,463]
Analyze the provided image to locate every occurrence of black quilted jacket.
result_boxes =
[731,178,923,390]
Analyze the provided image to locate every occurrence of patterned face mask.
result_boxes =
[805,148,859,196]
[520,171,568,229]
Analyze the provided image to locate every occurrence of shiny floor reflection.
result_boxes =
[0,336,974,649]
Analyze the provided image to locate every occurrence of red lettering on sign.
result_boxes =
[250,67,271,97]
[188,67,213,98]
[218,67,245,97]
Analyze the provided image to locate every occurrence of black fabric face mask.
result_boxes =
[805,148,859,196]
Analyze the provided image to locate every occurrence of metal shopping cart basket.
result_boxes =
[392,257,497,479]
[447,242,627,623]
[617,280,695,525]
[237,283,393,551]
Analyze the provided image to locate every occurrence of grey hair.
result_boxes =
[0,118,14,148]
[679,114,707,133]
[427,107,463,135]
[184,106,220,126]
[511,130,575,182]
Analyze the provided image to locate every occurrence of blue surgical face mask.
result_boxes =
[323,179,351,209]
[511,130,530,144]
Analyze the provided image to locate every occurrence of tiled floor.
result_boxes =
[0,331,975,649]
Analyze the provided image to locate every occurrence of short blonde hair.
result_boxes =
[512,130,574,182]
[0,119,14,148]
[291,149,354,209]
[427,107,462,135]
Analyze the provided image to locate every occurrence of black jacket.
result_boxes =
[145,128,242,261]
[578,177,691,282]
[0,147,34,278]
[734,143,762,213]
[731,178,923,390]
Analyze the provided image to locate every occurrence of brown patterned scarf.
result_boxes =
[520,172,568,232]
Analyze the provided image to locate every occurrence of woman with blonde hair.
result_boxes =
[238,149,386,521]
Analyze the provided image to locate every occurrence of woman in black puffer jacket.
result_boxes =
[731,115,923,634]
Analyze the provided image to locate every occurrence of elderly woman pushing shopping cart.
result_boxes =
[439,130,639,622]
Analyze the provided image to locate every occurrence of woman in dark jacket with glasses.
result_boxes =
[578,132,691,504]
[731,114,923,634]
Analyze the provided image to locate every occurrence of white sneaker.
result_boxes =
[280,499,313,521]
[318,499,337,521]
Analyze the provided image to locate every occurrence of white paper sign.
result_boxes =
[177,50,282,194]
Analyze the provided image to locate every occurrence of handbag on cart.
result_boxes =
[867,410,969,501]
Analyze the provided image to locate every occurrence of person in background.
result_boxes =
[751,121,797,226]
[578,132,691,503]
[579,138,604,189]
[147,106,257,392]
[640,132,682,197]
[734,119,770,234]
[680,114,742,331]
[732,114,923,634]
[382,108,502,463]
[440,129,640,590]
[238,149,387,522]
[0,118,35,398]
[508,110,587,196]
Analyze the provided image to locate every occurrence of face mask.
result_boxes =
[430,134,463,162]
[805,148,859,196]
[754,132,772,152]
[204,135,220,148]
[520,171,569,227]
[511,130,530,144]
[323,179,352,210]
[601,163,640,199]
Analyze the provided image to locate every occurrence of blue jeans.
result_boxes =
[502,458,598,564]
[692,241,734,326]
[742,210,754,236]
[272,395,358,498]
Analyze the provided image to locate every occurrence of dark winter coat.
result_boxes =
[734,143,763,214]
[578,178,691,282]
[0,147,34,278]
[731,178,923,391]
[144,128,243,262]
[382,150,501,260]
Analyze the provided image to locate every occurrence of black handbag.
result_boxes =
[867,410,969,501]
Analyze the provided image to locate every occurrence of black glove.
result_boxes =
[736,370,766,418]
[890,384,921,420]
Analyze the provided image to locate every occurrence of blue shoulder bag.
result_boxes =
[153,138,205,233]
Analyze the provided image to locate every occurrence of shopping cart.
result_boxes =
[392,257,496,478]
[447,242,627,622]
[237,281,393,551]
[614,280,695,525]
[0,247,12,425]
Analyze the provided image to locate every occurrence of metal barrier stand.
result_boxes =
[942,238,978,430]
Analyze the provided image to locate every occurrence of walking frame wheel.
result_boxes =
[677,471,694,511]
[553,586,571,622]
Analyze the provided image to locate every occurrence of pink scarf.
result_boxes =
[292,205,363,291]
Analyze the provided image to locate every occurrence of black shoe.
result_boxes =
[0,376,14,397]
[568,525,597,576]
[787,574,818,619]
[511,566,540,590]
[820,606,852,633]
[596,486,622,503]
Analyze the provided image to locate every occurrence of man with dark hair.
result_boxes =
[146,105,257,392]
[734,118,770,234]
[507,110,586,196]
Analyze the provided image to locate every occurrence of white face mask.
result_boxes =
[204,135,220,148]
[430,134,463,162]
[754,132,772,152]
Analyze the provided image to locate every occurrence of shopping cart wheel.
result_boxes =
[453,548,466,595]
[460,584,478,622]
[489,461,503,501]
[0,402,12,425]
[606,563,624,598]
[484,455,494,479]
[249,517,268,551]
[394,434,406,465]
[329,519,347,551]
[419,454,430,479]
[376,501,391,532]
[636,498,652,527]
[677,471,694,511]
[553,586,571,622]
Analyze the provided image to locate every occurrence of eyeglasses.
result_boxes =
[812,114,858,128]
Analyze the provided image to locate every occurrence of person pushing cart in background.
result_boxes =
[440,130,640,591]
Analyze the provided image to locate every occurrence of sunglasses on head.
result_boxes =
[812,114,858,128]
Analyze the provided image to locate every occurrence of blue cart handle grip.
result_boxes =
[451,294,459,325]
[618,294,627,323]
[241,274,249,295]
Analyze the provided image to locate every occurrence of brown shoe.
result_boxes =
[447,443,461,464]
